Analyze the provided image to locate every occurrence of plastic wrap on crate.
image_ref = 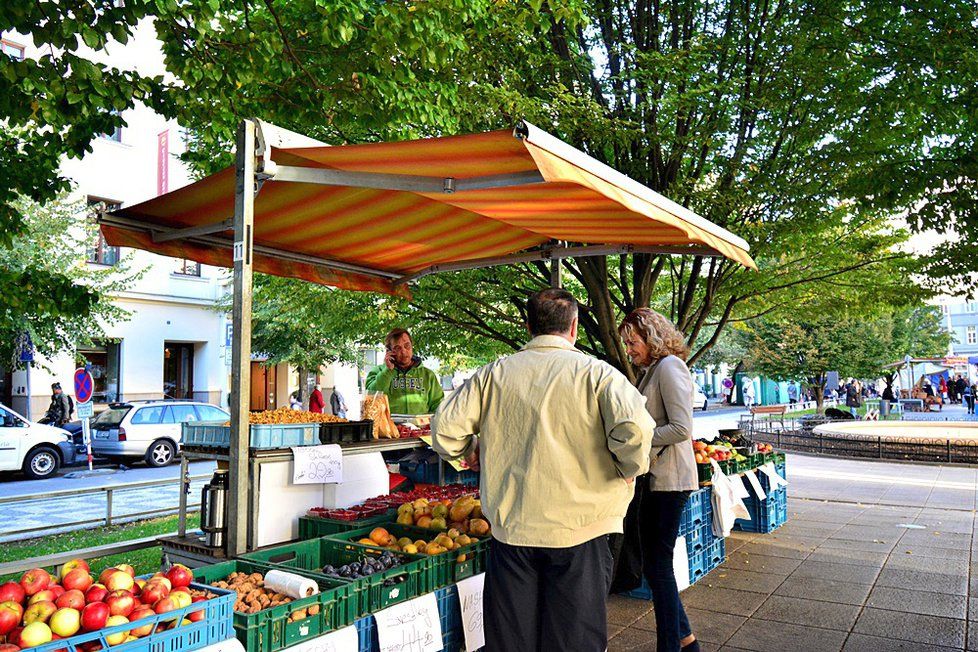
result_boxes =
[31,580,235,652]
[183,421,319,449]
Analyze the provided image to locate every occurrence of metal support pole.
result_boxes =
[228,119,256,557]
[24,363,31,421]
[178,455,189,537]
[550,257,562,289]
[106,489,113,526]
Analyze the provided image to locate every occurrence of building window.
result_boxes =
[173,258,201,276]
[1,39,25,61]
[941,304,950,314]
[78,340,122,403]
[968,302,978,314]
[968,327,977,345]
[86,197,121,266]
[99,110,123,142]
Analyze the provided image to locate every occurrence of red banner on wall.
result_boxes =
[157,130,169,196]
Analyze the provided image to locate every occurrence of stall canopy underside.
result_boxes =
[102,121,755,296]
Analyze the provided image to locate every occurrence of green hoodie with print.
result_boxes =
[365,357,444,415]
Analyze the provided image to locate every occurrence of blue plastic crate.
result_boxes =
[399,458,479,487]
[353,587,464,652]
[684,520,716,557]
[755,461,787,492]
[31,580,235,652]
[734,485,788,533]
[183,422,319,449]
[679,486,712,537]
[688,537,726,582]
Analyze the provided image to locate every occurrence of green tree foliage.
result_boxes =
[0,194,136,366]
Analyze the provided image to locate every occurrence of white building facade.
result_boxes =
[3,22,232,418]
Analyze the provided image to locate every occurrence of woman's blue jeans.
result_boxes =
[640,488,692,652]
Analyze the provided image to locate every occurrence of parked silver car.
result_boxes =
[90,400,229,466]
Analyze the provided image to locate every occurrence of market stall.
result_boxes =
[21,118,762,651]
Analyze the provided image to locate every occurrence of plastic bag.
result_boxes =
[362,392,399,439]
[710,460,750,538]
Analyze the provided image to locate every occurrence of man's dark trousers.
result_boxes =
[484,536,613,651]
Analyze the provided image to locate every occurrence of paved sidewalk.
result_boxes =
[608,453,978,651]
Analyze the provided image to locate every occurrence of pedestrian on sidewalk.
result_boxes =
[309,384,326,413]
[329,387,348,419]
[787,380,799,406]
[965,384,975,415]
[742,377,756,409]
[619,308,702,652]
[846,380,861,417]
[431,288,653,652]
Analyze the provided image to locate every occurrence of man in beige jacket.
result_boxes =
[432,288,654,651]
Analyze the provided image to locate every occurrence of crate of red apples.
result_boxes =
[0,559,233,652]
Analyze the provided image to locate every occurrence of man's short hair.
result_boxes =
[527,289,579,336]
[385,328,412,349]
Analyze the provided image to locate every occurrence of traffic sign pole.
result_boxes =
[74,368,96,471]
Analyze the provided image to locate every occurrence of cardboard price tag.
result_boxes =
[374,593,442,652]
[456,573,485,651]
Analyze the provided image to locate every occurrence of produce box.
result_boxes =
[241,538,427,616]
[399,458,479,487]
[320,420,374,444]
[192,560,356,652]
[337,524,489,588]
[298,511,394,539]
[183,422,319,449]
[735,485,788,533]
[688,537,726,582]
[679,486,712,537]
[352,585,466,652]
[31,579,234,652]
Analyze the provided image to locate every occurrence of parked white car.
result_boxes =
[0,403,75,479]
[90,400,229,467]
[693,386,709,411]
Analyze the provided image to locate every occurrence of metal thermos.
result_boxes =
[200,470,228,548]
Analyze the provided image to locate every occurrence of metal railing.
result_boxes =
[0,474,210,540]
[744,418,978,465]
[0,534,172,578]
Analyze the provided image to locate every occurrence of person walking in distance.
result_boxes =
[964,383,975,415]
[431,289,654,651]
[309,384,326,414]
[329,387,348,419]
[742,377,756,409]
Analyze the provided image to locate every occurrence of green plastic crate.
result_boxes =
[241,537,427,617]
[337,524,489,589]
[192,559,355,652]
[298,511,394,539]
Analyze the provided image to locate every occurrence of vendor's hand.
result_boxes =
[465,442,480,472]
[384,351,395,370]
[625,477,634,485]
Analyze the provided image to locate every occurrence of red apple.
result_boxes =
[62,569,94,593]
[0,584,25,605]
[55,590,86,611]
[49,608,81,638]
[5,627,23,649]
[23,601,57,625]
[79,641,102,652]
[97,569,119,586]
[138,582,168,605]
[103,616,129,646]
[148,576,171,592]
[80,602,109,632]
[127,607,155,637]
[132,580,146,597]
[186,597,206,623]
[114,566,134,579]
[0,602,23,636]
[0,643,20,652]
[85,585,108,604]
[48,586,65,600]
[152,598,175,615]
[59,559,90,581]
[28,590,57,606]
[19,570,51,597]
[103,572,133,594]
[164,566,192,590]
[18,622,52,648]
[104,592,134,618]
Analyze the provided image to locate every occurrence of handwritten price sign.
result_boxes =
[285,625,358,652]
[456,573,485,650]
[374,593,443,652]
[291,445,343,484]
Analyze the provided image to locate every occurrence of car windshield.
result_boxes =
[93,406,131,427]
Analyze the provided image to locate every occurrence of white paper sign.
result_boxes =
[674,536,690,591]
[456,573,486,651]
[760,462,789,489]
[744,470,767,501]
[285,625,358,652]
[373,593,443,652]
[291,445,343,484]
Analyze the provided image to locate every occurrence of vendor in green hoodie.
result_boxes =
[365,328,444,415]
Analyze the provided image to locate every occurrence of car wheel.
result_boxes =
[23,447,61,479]
[145,439,176,467]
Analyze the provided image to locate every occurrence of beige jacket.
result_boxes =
[431,335,654,548]
[638,355,699,492]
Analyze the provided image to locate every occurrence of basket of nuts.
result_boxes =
[192,560,357,652]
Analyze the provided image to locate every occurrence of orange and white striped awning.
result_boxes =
[102,121,754,296]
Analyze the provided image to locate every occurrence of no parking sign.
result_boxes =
[74,367,94,404]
